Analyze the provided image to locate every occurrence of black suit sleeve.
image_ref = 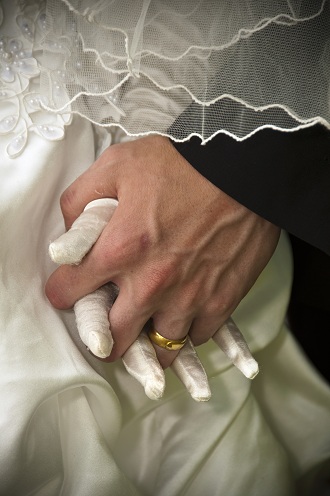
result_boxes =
[172,125,330,256]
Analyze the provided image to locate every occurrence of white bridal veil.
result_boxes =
[1,2,330,495]
[36,0,330,143]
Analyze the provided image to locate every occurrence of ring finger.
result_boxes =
[149,312,193,368]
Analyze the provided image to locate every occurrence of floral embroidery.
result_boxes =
[0,0,70,158]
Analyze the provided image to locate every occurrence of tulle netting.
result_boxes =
[39,0,330,143]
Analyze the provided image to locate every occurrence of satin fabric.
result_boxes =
[1,114,330,496]
[1,2,330,494]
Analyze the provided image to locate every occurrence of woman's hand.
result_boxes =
[45,135,280,368]
[48,197,260,402]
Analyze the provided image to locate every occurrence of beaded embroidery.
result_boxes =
[0,1,70,158]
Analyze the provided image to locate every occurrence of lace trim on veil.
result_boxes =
[38,0,330,142]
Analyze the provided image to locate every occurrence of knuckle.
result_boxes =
[137,262,177,304]
[203,299,221,319]
[147,270,170,294]
[158,257,184,287]
[203,298,225,321]
[203,294,231,320]
[173,294,196,319]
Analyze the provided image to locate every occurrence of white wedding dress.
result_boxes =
[0,1,330,495]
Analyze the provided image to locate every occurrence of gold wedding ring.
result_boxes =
[148,329,188,351]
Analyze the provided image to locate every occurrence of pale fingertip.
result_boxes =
[87,331,114,359]
[122,335,166,400]
[190,387,212,403]
[171,338,212,402]
[49,198,118,266]
[238,358,259,380]
[48,239,64,264]
[213,319,259,380]
[144,381,165,401]
[185,370,211,402]
[49,232,89,265]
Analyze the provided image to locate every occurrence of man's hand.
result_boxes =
[45,135,280,368]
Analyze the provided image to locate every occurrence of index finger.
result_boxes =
[45,255,112,309]
[60,152,118,229]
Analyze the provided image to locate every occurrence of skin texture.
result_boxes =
[45,135,280,368]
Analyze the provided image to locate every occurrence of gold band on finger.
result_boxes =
[148,329,188,351]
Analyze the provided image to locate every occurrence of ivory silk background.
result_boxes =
[0,1,330,495]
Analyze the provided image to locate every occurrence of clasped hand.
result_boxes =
[45,136,280,400]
